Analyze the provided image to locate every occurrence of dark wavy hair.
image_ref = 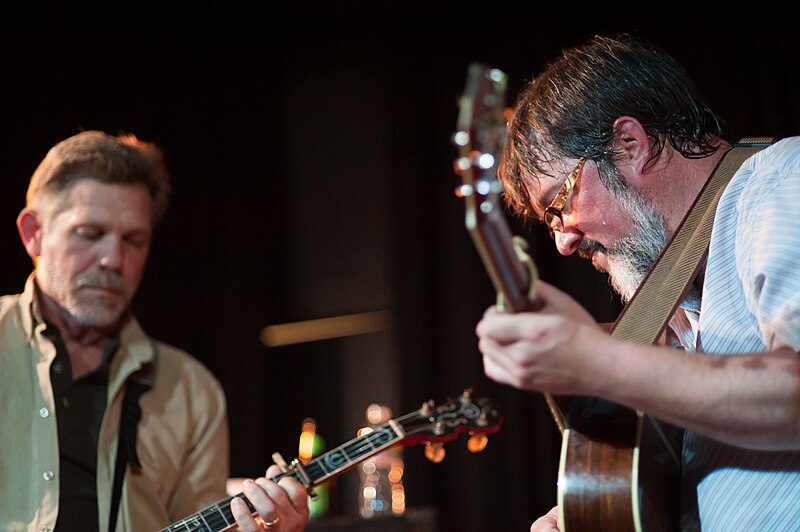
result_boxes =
[501,34,723,220]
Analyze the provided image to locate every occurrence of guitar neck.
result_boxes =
[468,196,533,313]
[161,423,405,531]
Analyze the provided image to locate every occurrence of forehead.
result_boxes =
[49,179,153,228]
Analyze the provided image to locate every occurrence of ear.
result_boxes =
[17,208,44,259]
[611,116,652,177]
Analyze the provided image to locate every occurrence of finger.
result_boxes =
[255,476,293,509]
[505,313,568,345]
[530,504,560,532]
[277,475,311,511]
[230,495,261,532]
[265,464,284,478]
[476,311,527,342]
[478,320,542,363]
[483,304,502,317]
[256,476,310,530]
[243,478,280,524]
[481,344,523,388]
[476,309,540,343]
[264,465,309,516]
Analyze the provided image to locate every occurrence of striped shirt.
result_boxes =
[670,137,800,531]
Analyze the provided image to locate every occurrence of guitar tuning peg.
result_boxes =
[453,156,472,176]
[421,400,433,417]
[478,409,489,428]
[461,388,474,403]
[467,432,489,453]
[454,184,473,198]
[452,130,470,147]
[424,442,446,463]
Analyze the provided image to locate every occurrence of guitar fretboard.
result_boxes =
[162,423,404,531]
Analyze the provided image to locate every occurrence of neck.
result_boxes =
[650,138,732,236]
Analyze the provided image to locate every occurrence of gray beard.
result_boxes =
[605,194,668,304]
[575,164,705,309]
[38,263,131,327]
[604,206,703,310]
[578,168,669,304]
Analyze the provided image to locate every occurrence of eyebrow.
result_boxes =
[523,175,558,222]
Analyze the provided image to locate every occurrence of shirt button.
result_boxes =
[52,362,64,374]
[39,407,50,418]
[43,471,55,481]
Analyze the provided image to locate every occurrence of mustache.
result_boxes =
[75,271,128,292]
[578,238,607,260]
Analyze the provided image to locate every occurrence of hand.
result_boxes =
[476,280,608,395]
[230,465,310,532]
[531,505,560,532]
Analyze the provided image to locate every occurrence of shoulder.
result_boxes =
[726,137,800,215]
[119,318,227,413]
[0,292,31,355]
[148,340,227,408]
[741,136,800,174]
[0,276,42,337]
[0,293,24,321]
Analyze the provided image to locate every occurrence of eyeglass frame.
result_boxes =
[543,157,586,235]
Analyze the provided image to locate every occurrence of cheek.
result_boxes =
[43,242,95,275]
[575,188,633,236]
[123,249,150,284]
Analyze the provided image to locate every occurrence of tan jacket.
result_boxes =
[0,276,230,531]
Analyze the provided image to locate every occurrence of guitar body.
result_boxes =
[557,402,682,531]
[454,64,683,531]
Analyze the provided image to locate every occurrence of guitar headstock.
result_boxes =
[452,63,536,313]
[453,63,509,212]
[395,388,502,462]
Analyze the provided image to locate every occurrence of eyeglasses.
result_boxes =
[544,157,586,235]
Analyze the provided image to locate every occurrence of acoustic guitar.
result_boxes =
[453,63,681,531]
[162,388,501,531]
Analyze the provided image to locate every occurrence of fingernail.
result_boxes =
[243,478,253,487]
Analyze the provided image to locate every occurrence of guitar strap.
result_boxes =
[108,351,156,532]
[610,137,773,345]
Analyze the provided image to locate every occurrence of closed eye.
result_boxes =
[75,226,103,241]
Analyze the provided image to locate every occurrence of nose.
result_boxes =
[554,229,583,256]
[98,236,123,271]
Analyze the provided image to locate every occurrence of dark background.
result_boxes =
[2,3,798,531]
